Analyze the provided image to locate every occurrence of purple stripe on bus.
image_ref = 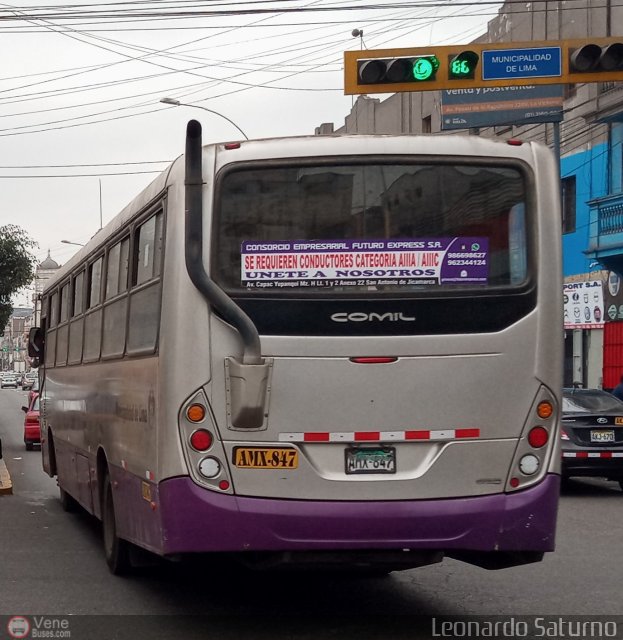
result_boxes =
[158,474,559,556]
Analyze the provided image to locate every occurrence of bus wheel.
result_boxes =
[102,473,131,575]
[59,486,77,512]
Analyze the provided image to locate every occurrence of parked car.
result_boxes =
[1,373,18,389]
[21,392,40,451]
[561,388,623,490]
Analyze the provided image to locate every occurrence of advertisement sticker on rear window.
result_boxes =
[241,238,489,289]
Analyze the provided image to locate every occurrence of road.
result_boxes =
[0,388,622,639]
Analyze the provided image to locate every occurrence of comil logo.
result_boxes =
[331,311,416,323]
[7,616,31,639]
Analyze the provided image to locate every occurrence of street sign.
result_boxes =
[482,47,562,81]
[440,84,564,130]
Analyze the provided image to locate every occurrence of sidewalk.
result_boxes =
[0,458,13,495]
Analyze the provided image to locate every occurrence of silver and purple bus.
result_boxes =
[32,123,562,574]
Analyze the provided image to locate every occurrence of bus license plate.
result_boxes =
[590,430,615,443]
[345,447,396,475]
[233,447,298,469]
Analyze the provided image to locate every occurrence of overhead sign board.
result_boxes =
[482,47,562,81]
[441,84,564,130]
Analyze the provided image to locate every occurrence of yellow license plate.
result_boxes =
[233,447,298,469]
[615,417,623,425]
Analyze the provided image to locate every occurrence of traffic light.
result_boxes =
[448,50,479,80]
[569,42,623,73]
[344,37,623,95]
[358,55,440,84]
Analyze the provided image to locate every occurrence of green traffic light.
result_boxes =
[412,56,439,81]
[448,50,479,80]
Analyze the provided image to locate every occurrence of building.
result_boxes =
[1,308,34,372]
[33,250,61,326]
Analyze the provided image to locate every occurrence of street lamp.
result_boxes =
[159,97,249,141]
[61,240,85,247]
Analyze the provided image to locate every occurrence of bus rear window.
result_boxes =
[214,161,528,295]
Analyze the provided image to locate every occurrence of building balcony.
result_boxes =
[586,192,623,274]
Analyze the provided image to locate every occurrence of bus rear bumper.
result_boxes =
[158,474,560,558]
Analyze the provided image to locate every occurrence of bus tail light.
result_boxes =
[506,387,558,492]
[198,457,222,479]
[181,392,233,493]
[190,429,213,451]
[519,454,540,475]
[537,401,553,419]
[187,403,206,423]
[528,426,548,448]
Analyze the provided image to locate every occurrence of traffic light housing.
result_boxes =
[448,50,479,80]
[569,42,623,73]
[358,55,440,84]
[344,37,623,95]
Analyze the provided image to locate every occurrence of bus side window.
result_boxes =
[68,270,85,365]
[128,211,163,354]
[56,281,70,366]
[102,237,130,359]
[84,257,104,362]
[44,292,59,368]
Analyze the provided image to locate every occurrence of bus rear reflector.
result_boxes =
[350,357,398,364]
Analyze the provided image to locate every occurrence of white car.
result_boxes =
[1,374,18,389]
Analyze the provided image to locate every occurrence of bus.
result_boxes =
[30,122,562,575]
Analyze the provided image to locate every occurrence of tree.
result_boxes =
[0,225,38,331]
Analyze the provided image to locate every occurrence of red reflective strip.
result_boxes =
[455,428,480,439]
[576,452,589,458]
[355,432,381,441]
[350,357,398,364]
[304,432,330,442]
[601,451,613,458]
[405,430,430,440]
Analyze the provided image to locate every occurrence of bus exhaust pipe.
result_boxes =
[184,120,269,429]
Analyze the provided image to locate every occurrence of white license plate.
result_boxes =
[345,447,396,474]
[590,430,615,443]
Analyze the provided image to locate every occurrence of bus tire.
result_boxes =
[59,486,77,513]
[102,473,131,575]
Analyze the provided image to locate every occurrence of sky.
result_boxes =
[1,0,504,306]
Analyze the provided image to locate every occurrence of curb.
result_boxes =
[0,459,13,495]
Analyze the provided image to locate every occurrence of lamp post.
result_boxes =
[159,97,249,141]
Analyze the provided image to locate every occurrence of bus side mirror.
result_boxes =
[28,327,44,362]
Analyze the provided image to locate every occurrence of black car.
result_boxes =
[561,388,623,490]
